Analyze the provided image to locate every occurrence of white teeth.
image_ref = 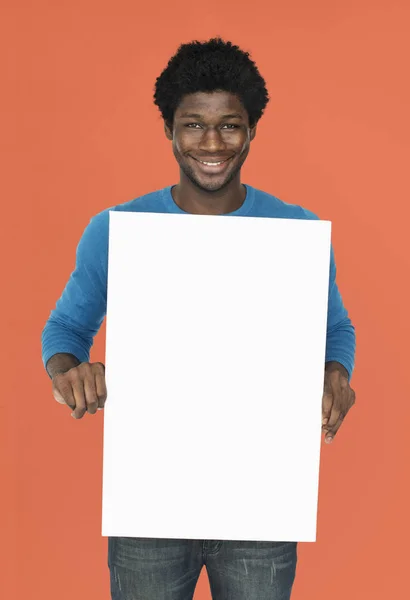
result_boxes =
[200,160,224,166]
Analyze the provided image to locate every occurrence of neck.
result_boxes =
[172,174,246,215]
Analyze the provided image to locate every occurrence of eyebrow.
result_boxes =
[179,112,244,120]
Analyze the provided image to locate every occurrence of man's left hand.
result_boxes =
[322,361,356,444]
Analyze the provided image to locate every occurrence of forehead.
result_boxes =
[175,91,247,117]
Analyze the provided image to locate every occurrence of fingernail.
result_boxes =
[326,436,333,443]
[71,413,76,418]
[322,418,328,425]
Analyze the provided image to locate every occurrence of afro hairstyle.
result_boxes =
[153,37,270,128]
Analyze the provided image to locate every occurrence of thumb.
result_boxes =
[322,388,333,425]
[52,385,66,405]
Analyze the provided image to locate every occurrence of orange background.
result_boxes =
[1,1,409,598]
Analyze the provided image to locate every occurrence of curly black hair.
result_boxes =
[154,37,270,128]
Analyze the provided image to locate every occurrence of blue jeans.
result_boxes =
[108,537,297,599]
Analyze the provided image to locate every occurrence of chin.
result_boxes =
[192,174,235,193]
[197,180,228,193]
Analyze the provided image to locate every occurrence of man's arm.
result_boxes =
[41,209,110,377]
[320,246,356,442]
[324,246,356,381]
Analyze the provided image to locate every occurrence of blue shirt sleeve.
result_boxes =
[41,210,109,369]
[325,245,356,380]
[297,206,356,380]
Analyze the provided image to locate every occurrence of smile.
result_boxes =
[198,159,226,166]
[190,156,233,172]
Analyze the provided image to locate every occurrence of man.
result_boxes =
[42,37,356,600]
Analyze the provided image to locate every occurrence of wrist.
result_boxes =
[325,361,349,380]
[46,353,81,379]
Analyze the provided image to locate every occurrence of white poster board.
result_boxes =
[102,211,331,542]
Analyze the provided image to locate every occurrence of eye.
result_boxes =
[184,123,239,130]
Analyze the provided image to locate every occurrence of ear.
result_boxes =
[250,124,257,141]
[164,120,173,141]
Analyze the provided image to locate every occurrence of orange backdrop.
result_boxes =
[1,1,409,598]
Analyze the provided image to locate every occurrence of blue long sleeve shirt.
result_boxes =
[41,184,356,379]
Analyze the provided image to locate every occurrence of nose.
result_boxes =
[198,127,226,152]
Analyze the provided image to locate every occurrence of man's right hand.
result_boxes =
[52,362,107,419]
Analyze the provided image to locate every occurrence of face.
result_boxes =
[165,91,256,193]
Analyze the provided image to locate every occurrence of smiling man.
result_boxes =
[42,37,356,600]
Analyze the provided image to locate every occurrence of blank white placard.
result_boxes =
[102,211,331,542]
